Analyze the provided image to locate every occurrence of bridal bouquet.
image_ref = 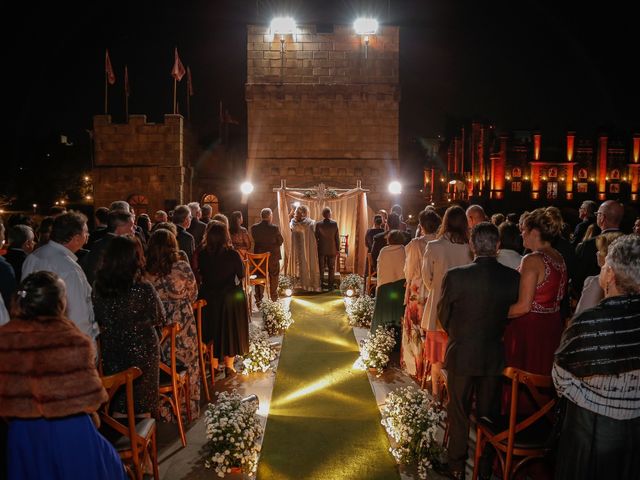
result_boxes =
[346,295,375,328]
[204,391,264,477]
[260,298,294,335]
[240,330,278,375]
[339,273,364,297]
[357,326,396,371]
[381,386,446,479]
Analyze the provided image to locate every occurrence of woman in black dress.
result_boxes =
[197,220,249,375]
[93,235,165,416]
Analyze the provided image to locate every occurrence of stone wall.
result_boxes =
[246,24,400,224]
[92,114,194,213]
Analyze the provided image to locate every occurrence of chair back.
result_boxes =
[366,252,378,294]
[246,252,270,281]
[99,367,143,467]
[159,323,180,379]
[340,234,349,255]
[192,299,212,401]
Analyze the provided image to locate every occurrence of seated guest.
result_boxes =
[4,225,35,285]
[370,230,406,347]
[574,231,623,316]
[553,235,640,480]
[229,210,252,258]
[496,221,523,269]
[94,236,165,416]
[144,229,200,420]
[0,272,126,480]
[197,221,249,375]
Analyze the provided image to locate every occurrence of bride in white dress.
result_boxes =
[289,205,321,292]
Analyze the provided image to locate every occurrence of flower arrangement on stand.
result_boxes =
[277,275,294,297]
[325,189,338,198]
[339,273,364,297]
[260,298,294,336]
[204,391,264,478]
[345,295,375,328]
[239,329,278,375]
[356,326,396,373]
[381,386,446,480]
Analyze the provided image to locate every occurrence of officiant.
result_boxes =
[289,205,321,292]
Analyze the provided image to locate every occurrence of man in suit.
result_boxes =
[3,225,35,283]
[574,200,623,293]
[87,206,109,250]
[171,205,196,262]
[571,200,598,247]
[251,208,284,303]
[437,222,520,479]
[187,202,207,248]
[315,207,340,291]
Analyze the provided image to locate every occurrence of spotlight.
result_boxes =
[345,288,354,297]
[240,181,254,194]
[354,18,378,35]
[270,17,296,36]
[284,288,293,297]
[293,201,301,208]
[388,181,402,195]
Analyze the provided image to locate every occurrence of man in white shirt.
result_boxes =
[22,212,97,339]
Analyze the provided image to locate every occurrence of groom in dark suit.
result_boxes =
[315,207,340,291]
[437,222,520,479]
[250,208,284,302]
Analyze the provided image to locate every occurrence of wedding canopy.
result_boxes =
[275,181,370,276]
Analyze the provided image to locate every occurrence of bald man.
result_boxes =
[574,200,624,292]
[466,205,487,230]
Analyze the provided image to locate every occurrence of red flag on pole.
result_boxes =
[124,65,130,97]
[105,49,116,85]
[187,66,194,96]
[172,48,186,81]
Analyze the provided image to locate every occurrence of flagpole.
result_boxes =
[187,88,191,123]
[124,66,129,121]
[104,72,108,114]
[173,78,177,114]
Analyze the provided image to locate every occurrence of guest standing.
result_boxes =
[315,207,340,291]
[187,202,207,249]
[145,229,200,420]
[171,205,196,262]
[0,272,126,480]
[496,221,523,269]
[553,235,640,480]
[289,205,321,292]
[197,221,249,375]
[229,210,252,258]
[94,236,165,416]
[3,225,35,285]
[421,206,472,396]
[0,222,16,306]
[401,209,441,378]
[250,208,284,303]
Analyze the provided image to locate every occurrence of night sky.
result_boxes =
[6,0,639,200]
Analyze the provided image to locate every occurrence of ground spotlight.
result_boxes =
[346,288,354,297]
[388,181,402,195]
[284,288,293,297]
[240,181,254,194]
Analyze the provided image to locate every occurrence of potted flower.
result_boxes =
[381,386,446,479]
[259,299,294,336]
[239,330,278,375]
[345,295,375,328]
[277,275,294,297]
[358,326,396,373]
[339,273,364,297]
[204,391,264,477]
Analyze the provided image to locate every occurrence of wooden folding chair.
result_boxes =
[159,323,192,447]
[193,299,213,402]
[365,252,377,295]
[338,234,349,273]
[472,367,558,480]
[99,367,159,480]
[245,252,270,307]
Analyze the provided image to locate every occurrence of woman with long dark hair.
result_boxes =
[0,272,126,479]
[145,228,200,420]
[93,235,165,416]
[197,221,249,375]
[229,210,252,258]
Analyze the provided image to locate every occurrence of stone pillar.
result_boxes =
[597,135,608,201]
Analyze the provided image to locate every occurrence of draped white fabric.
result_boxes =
[276,185,369,276]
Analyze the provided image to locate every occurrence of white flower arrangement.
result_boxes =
[325,189,338,198]
[357,326,396,372]
[381,386,446,479]
[260,298,294,336]
[239,330,278,375]
[346,295,375,328]
[277,275,294,296]
[204,391,264,477]
[339,273,364,297]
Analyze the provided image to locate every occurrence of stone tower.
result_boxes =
[245,24,400,223]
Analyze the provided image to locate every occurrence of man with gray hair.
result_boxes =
[172,205,195,261]
[250,208,284,303]
[4,225,35,281]
[201,204,212,223]
[466,204,487,230]
[187,201,207,248]
[436,222,520,479]
[572,200,598,247]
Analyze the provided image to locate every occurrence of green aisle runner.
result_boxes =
[257,293,398,480]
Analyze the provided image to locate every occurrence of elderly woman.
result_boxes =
[0,272,126,479]
[553,235,640,480]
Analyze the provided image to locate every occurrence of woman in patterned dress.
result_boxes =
[401,209,441,379]
[145,228,200,421]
